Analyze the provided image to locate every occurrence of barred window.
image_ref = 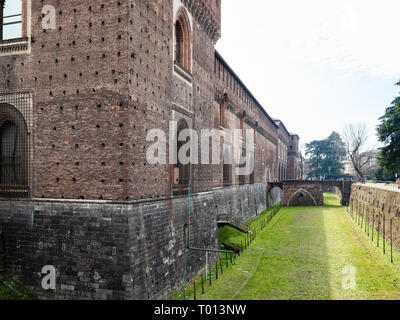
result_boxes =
[0,103,29,198]
[0,121,21,184]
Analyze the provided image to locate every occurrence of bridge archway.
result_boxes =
[269,186,283,206]
[280,181,353,207]
[287,188,317,206]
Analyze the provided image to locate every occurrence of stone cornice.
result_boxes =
[182,0,221,43]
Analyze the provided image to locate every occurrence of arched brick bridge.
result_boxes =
[268,180,353,207]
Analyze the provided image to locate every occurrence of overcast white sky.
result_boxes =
[215,0,400,150]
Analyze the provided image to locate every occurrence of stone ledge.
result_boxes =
[0,37,29,56]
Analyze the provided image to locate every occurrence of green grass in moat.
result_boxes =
[172,193,400,300]
[0,274,37,300]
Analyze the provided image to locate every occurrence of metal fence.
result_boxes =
[356,181,400,193]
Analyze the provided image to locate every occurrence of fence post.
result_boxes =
[372,213,374,242]
[209,266,212,286]
[377,214,380,248]
[220,258,223,274]
[391,218,393,264]
[193,281,196,300]
[201,274,204,294]
[383,215,386,255]
[361,208,364,229]
[215,261,218,280]
[356,206,359,225]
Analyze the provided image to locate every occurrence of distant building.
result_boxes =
[342,150,379,179]
[288,134,303,180]
[342,161,356,177]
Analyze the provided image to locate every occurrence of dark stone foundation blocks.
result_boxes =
[0,183,268,300]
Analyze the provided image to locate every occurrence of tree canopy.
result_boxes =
[377,81,400,174]
[306,132,347,179]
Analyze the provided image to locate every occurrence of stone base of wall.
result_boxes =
[0,183,267,300]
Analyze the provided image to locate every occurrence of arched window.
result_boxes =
[174,9,191,72]
[175,21,183,65]
[0,103,29,198]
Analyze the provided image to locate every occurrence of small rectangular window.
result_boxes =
[1,0,23,41]
[219,100,226,127]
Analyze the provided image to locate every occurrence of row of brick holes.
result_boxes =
[36,2,170,94]
[16,5,172,98]
[41,102,168,119]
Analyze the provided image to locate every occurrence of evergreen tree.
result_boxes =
[306,132,347,179]
[377,81,400,174]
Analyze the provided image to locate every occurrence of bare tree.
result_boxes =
[343,123,376,181]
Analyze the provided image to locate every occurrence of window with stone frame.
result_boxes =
[223,163,231,186]
[175,119,190,186]
[249,153,255,184]
[219,99,226,127]
[223,144,232,186]
[0,0,27,41]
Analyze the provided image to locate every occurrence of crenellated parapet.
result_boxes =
[182,0,221,42]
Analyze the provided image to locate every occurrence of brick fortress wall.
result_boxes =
[0,0,300,299]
